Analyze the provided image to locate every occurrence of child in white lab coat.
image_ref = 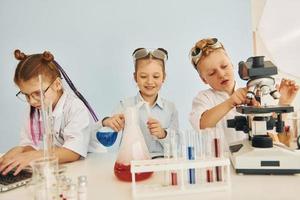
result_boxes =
[189,37,299,145]
[101,48,179,155]
[0,49,105,176]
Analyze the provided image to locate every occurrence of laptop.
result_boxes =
[0,170,32,192]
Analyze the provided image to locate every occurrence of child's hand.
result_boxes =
[277,132,292,147]
[228,88,260,107]
[0,147,24,165]
[268,132,291,147]
[0,150,42,176]
[278,78,299,105]
[147,118,166,139]
[228,88,248,107]
[102,114,125,132]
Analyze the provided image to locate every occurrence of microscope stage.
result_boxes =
[236,105,294,114]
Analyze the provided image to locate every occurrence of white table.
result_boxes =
[1,153,300,200]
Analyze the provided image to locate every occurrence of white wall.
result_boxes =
[251,0,300,109]
[0,0,252,152]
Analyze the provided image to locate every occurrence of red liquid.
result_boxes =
[206,169,214,182]
[214,138,222,181]
[216,166,222,181]
[114,162,153,182]
[214,138,220,157]
[171,172,178,185]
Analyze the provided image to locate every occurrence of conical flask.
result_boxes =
[114,106,152,182]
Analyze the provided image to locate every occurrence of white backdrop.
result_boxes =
[0,0,252,152]
[258,0,300,78]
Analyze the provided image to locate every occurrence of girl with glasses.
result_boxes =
[0,50,105,176]
[189,38,299,145]
[100,48,179,155]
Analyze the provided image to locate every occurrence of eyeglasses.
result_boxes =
[132,48,168,62]
[16,79,56,102]
[189,38,223,69]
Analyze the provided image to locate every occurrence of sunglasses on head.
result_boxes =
[189,38,223,69]
[132,48,168,62]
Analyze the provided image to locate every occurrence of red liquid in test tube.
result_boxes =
[171,172,178,185]
[214,138,222,181]
[206,169,213,182]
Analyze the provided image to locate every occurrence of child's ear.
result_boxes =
[133,72,137,82]
[53,78,63,91]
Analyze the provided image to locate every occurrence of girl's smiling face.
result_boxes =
[134,59,165,100]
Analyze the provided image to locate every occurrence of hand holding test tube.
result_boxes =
[144,101,166,139]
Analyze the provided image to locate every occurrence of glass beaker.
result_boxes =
[114,106,152,182]
[30,156,59,200]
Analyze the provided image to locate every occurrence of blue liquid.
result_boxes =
[96,131,118,147]
[189,169,196,184]
[188,146,195,160]
[188,146,196,184]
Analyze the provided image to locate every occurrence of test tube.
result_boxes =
[181,130,187,160]
[171,131,178,186]
[39,75,54,157]
[144,101,158,140]
[213,128,223,182]
[196,130,205,183]
[205,129,214,183]
[163,142,171,186]
[291,111,300,143]
[187,130,196,184]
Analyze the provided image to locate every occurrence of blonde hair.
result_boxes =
[190,38,225,69]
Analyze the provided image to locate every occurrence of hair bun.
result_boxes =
[14,49,27,61]
[42,51,54,62]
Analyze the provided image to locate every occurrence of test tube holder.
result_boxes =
[131,157,231,198]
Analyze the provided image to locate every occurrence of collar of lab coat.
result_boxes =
[52,90,67,118]
[136,92,164,109]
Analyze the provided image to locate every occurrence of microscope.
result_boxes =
[227,56,300,174]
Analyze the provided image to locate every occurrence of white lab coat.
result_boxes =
[19,90,106,157]
[189,83,247,145]
[189,82,279,145]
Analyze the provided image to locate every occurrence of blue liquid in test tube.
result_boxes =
[188,146,196,184]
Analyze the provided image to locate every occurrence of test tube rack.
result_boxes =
[131,157,231,198]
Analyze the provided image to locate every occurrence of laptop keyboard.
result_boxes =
[0,170,32,185]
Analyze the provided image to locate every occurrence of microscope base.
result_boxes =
[229,140,300,175]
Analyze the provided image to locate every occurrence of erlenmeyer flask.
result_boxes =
[96,127,118,147]
[114,106,152,182]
